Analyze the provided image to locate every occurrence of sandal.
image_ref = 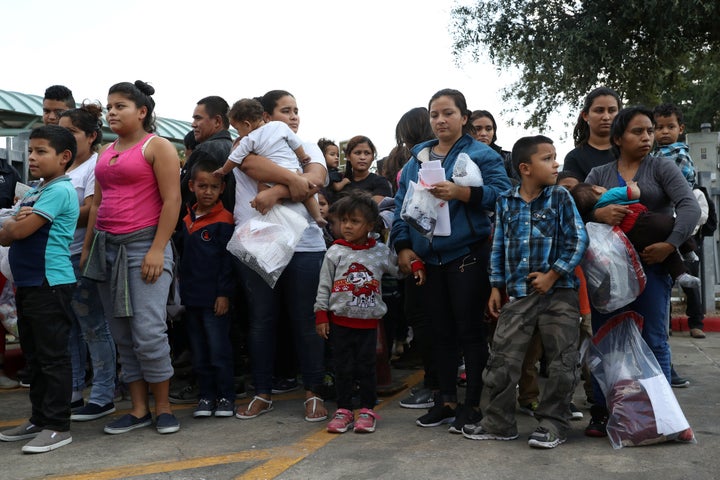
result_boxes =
[236,396,273,419]
[304,396,328,422]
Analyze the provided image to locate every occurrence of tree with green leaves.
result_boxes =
[451,0,720,134]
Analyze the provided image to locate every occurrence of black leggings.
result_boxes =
[423,243,491,407]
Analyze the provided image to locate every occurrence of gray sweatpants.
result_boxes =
[95,237,174,384]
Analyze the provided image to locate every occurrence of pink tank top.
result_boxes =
[95,133,164,234]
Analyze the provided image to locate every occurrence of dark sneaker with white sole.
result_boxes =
[399,387,435,409]
[0,421,43,441]
[156,413,180,434]
[448,404,482,434]
[71,402,116,421]
[416,404,455,427]
[193,399,216,418]
[462,422,518,441]
[528,426,566,449]
[214,398,235,417]
[104,413,153,434]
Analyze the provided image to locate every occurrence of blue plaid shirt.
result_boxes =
[651,142,696,187]
[490,185,588,298]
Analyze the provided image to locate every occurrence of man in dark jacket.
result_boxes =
[180,96,235,217]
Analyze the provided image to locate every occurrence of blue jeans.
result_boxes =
[238,251,325,395]
[591,264,672,406]
[70,255,117,406]
[185,306,235,400]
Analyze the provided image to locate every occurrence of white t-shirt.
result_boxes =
[67,153,97,256]
[228,121,303,173]
[233,140,328,252]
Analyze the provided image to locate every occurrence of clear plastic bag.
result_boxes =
[451,153,484,187]
[226,204,308,288]
[581,223,646,313]
[587,312,696,449]
[400,181,442,241]
[0,272,17,337]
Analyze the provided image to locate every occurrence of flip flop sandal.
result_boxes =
[236,396,273,419]
[304,396,328,422]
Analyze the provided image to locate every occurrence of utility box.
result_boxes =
[687,125,720,175]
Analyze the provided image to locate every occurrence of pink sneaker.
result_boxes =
[354,408,379,433]
[327,408,354,433]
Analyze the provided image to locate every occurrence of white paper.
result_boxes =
[638,374,690,435]
[419,165,451,236]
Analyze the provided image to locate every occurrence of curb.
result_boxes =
[671,315,720,332]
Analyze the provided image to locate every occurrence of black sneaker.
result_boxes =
[169,384,199,404]
[70,399,84,411]
[585,405,608,437]
[448,404,482,434]
[193,398,215,418]
[214,398,235,417]
[271,377,299,394]
[416,403,456,427]
[670,366,690,388]
[399,387,435,409]
[71,402,116,421]
[528,426,566,449]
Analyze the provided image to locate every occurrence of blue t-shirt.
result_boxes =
[9,176,79,286]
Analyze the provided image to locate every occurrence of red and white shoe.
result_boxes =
[327,409,354,433]
[354,408,379,433]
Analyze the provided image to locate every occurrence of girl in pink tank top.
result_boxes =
[81,80,181,435]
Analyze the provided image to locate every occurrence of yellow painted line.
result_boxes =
[236,370,423,480]
[47,450,273,480]
[15,370,423,480]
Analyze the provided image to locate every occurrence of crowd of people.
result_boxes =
[0,82,712,454]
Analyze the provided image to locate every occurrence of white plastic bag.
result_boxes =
[400,181,442,241]
[581,223,646,313]
[587,312,696,449]
[226,204,308,287]
[452,153,484,187]
[0,273,17,337]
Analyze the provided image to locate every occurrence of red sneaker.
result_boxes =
[354,408,379,433]
[327,409,354,433]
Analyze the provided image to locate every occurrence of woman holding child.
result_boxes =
[583,106,700,435]
[391,88,511,432]
[232,90,329,422]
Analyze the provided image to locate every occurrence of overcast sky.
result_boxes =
[4,0,575,161]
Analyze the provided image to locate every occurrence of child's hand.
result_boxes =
[250,187,282,214]
[15,206,33,220]
[414,269,426,286]
[316,322,329,339]
[214,296,229,316]
[593,204,631,226]
[300,155,311,166]
[527,270,560,295]
[398,249,421,275]
[487,287,503,319]
[640,241,674,265]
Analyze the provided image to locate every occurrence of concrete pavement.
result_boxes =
[0,330,718,480]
